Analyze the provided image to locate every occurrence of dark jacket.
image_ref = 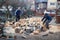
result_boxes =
[42,13,52,21]
[16,9,21,16]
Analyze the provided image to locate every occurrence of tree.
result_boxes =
[0,0,27,19]
[0,0,19,19]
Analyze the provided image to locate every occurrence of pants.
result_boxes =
[16,16,20,22]
[45,20,51,29]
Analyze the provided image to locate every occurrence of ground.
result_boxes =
[0,32,60,40]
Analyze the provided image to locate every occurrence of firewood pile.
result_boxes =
[3,17,60,37]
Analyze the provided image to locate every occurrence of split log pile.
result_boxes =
[3,17,60,37]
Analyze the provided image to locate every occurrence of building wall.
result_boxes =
[57,1,60,9]
[35,0,47,3]
[34,0,47,16]
[35,0,47,10]
[47,0,57,10]
[38,2,47,9]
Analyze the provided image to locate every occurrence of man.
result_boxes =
[15,7,22,22]
[41,13,52,29]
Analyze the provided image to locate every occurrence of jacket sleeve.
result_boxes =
[15,10,17,16]
[41,15,45,21]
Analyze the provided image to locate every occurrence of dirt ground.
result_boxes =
[0,32,60,40]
